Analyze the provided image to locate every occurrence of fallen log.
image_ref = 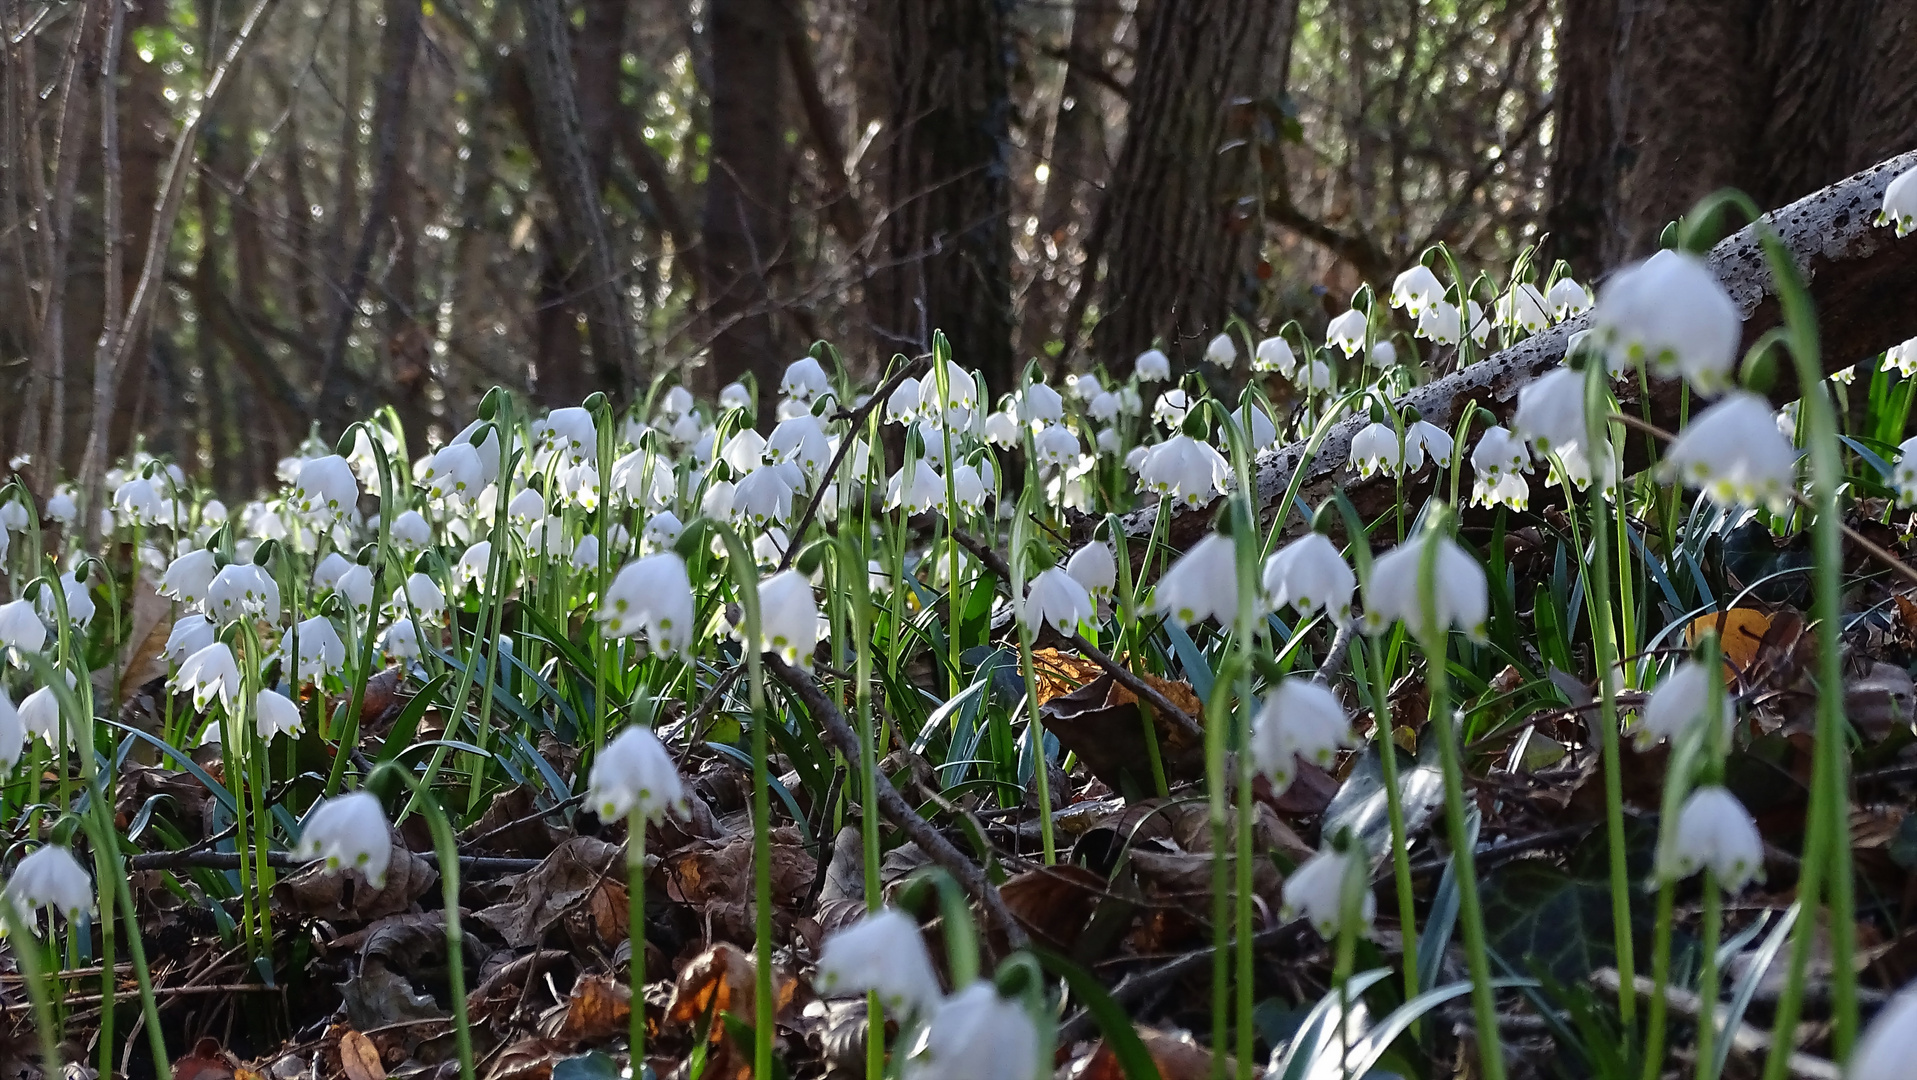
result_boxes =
[1115,149,1917,551]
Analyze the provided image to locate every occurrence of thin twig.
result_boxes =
[762,652,1030,950]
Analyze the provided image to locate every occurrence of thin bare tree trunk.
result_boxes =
[520,0,635,396]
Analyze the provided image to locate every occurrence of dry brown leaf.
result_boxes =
[172,1037,237,1080]
[473,836,624,948]
[273,827,436,922]
[1033,648,1106,705]
[1069,1027,1252,1080]
[544,974,631,1042]
[338,1031,387,1080]
[664,942,796,1035]
[1685,607,1773,679]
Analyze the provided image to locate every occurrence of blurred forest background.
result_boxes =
[2,0,1914,497]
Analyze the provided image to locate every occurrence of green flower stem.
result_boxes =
[1109,512,1170,799]
[1419,529,1505,1080]
[1008,498,1057,865]
[1352,634,1420,1007]
[1696,871,1722,1080]
[627,807,649,1078]
[1639,882,1676,1080]
[3,908,63,1079]
[1581,361,1640,1029]
[1203,661,1239,1080]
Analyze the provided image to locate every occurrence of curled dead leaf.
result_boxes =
[338,1031,387,1080]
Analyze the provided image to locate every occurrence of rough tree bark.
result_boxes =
[1125,151,1917,550]
[1082,0,1297,378]
[1548,0,1917,273]
[867,0,1015,392]
[520,0,635,399]
[702,0,794,417]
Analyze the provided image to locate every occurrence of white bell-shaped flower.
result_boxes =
[389,509,433,551]
[1252,678,1353,793]
[1546,277,1592,319]
[166,614,217,664]
[643,511,684,550]
[172,642,243,712]
[1326,309,1369,356]
[1263,533,1355,623]
[1066,372,1102,401]
[534,406,597,466]
[1880,165,1917,237]
[39,572,95,628]
[1152,388,1191,429]
[1206,332,1237,367]
[905,982,1039,1080]
[887,461,948,516]
[1033,424,1080,469]
[1065,543,1116,601]
[1663,391,1798,508]
[1254,336,1297,375]
[0,690,21,776]
[1018,382,1064,426]
[313,552,352,590]
[1349,422,1404,479]
[1470,425,1530,481]
[1390,265,1445,316]
[0,499,29,534]
[207,562,280,624]
[18,686,64,748]
[570,534,603,571]
[816,908,944,1019]
[1403,420,1456,472]
[1282,847,1374,940]
[752,570,820,666]
[1591,249,1740,394]
[1417,300,1464,345]
[393,572,447,620]
[701,479,737,522]
[424,442,485,503]
[1087,390,1121,423]
[3,844,93,927]
[1365,532,1488,640]
[1634,660,1735,748]
[283,616,347,681]
[161,548,220,606]
[1888,337,1917,377]
[453,542,493,590]
[1020,567,1095,637]
[886,376,923,424]
[1850,982,1917,1080]
[0,599,47,655]
[1369,339,1399,368]
[733,465,798,528]
[1134,348,1172,381]
[294,791,393,888]
[983,410,1021,448]
[586,724,688,823]
[720,429,769,474]
[1894,436,1917,505]
[1135,435,1228,509]
[1496,282,1551,333]
[1472,471,1531,511]
[781,356,832,404]
[658,385,695,420]
[598,553,696,657]
[950,463,987,515]
[719,382,753,411]
[1512,368,1589,455]
[768,413,832,480]
[113,477,163,524]
[335,564,375,615]
[1152,533,1241,628]
[1661,785,1762,890]
[380,619,421,659]
[256,689,305,741]
[293,455,359,520]
[508,486,548,528]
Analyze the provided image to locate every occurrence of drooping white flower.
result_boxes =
[1546,277,1593,319]
[389,509,433,552]
[1018,382,1064,426]
[1033,424,1080,469]
[535,407,598,466]
[255,689,305,741]
[1134,348,1172,381]
[1326,309,1369,356]
[1066,371,1102,401]
[659,385,696,420]
[380,619,421,659]
[1512,368,1589,455]
[1417,300,1465,345]
[113,477,163,524]
[1403,420,1456,472]
[1254,336,1297,375]
[1851,982,1917,1080]
[1152,533,1241,628]
[1087,390,1121,423]
[0,599,46,656]
[1634,660,1735,748]
[781,356,833,404]
[1664,391,1798,508]
[423,443,485,503]
[1662,785,1762,890]
[0,500,29,534]
[395,573,446,619]
[207,562,280,624]
[586,725,688,823]
[1888,337,1917,377]
[454,542,493,589]
[157,548,217,608]
[1496,283,1551,333]
[313,552,352,590]
[3,845,93,927]
[1592,250,1740,394]
[165,613,217,664]
[1152,389,1191,429]
[1263,533,1355,623]
[293,455,359,521]
[18,686,63,748]
[294,791,393,888]
[752,570,820,666]
[1206,333,1237,367]
[1880,165,1917,238]
[1021,567,1095,637]
[45,488,77,526]
[1470,426,1530,482]
[570,534,603,571]
[282,616,347,681]
[1472,470,1530,511]
[1349,423,1404,479]
[1065,543,1116,601]
[172,642,243,712]
[719,382,753,411]
[1252,678,1353,793]
[888,460,948,516]
[816,908,943,1019]
[40,572,95,628]
[1390,265,1445,316]
[1299,357,1335,389]
[1365,532,1489,640]
[335,563,375,615]
[1895,436,1917,505]
[643,511,684,550]
[733,465,797,528]
[904,982,1039,1080]
[598,553,696,657]
[720,429,769,474]
[1282,847,1374,940]
[769,413,833,480]
[0,691,21,776]
[1135,435,1228,509]
[1369,339,1399,368]
[983,410,1021,448]
[951,463,987,515]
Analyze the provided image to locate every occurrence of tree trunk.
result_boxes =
[1084,0,1298,378]
[868,0,1015,394]
[701,0,793,417]
[1548,0,1917,274]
